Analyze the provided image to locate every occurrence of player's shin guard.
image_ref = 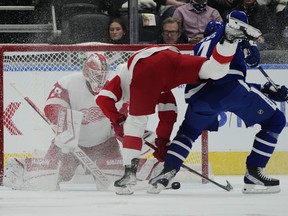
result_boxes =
[246,109,286,168]
[164,134,194,172]
[147,134,193,194]
[243,109,285,194]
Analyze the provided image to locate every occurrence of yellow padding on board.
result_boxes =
[209,151,288,175]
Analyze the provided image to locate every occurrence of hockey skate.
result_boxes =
[147,167,177,194]
[242,166,280,194]
[114,158,139,195]
[228,17,262,40]
[224,11,262,43]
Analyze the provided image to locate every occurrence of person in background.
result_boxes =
[148,12,288,194]
[232,0,278,50]
[257,0,288,49]
[154,0,189,20]
[152,17,189,44]
[207,0,241,19]
[173,0,223,44]
[107,18,129,44]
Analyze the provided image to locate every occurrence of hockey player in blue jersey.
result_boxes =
[148,11,288,194]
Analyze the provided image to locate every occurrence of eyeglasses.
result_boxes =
[162,30,179,36]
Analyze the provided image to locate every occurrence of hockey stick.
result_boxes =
[144,141,233,192]
[258,65,288,104]
[10,82,111,189]
[258,65,278,89]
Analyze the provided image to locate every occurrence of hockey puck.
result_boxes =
[171,182,181,190]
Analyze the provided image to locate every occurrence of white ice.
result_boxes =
[1,175,287,216]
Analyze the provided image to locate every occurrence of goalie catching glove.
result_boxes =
[261,82,288,102]
[153,138,170,162]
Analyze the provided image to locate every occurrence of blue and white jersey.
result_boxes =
[185,24,259,104]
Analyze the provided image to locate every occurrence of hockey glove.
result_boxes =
[242,41,260,68]
[262,82,288,102]
[111,114,126,138]
[153,138,170,162]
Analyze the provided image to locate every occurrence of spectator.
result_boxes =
[270,1,288,48]
[107,18,129,44]
[154,0,189,20]
[152,17,189,44]
[207,0,241,19]
[120,0,157,13]
[233,0,278,50]
[173,0,223,44]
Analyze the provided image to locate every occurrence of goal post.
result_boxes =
[0,43,209,184]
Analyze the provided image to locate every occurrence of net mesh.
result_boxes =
[2,45,206,176]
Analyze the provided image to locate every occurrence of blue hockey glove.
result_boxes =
[242,41,260,68]
[262,82,288,102]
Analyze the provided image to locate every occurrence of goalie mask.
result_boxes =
[83,53,109,94]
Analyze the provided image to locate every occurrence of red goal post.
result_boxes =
[0,44,209,184]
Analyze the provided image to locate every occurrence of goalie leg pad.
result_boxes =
[4,157,61,191]
[3,158,25,190]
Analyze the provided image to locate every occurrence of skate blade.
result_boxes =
[229,17,262,38]
[147,183,165,194]
[242,184,281,194]
[114,185,135,195]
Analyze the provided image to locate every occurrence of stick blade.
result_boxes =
[225,180,233,191]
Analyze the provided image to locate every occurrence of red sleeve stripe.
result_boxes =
[212,46,234,64]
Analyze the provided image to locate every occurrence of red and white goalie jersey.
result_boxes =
[44,72,114,148]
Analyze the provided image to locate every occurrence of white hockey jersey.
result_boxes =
[44,73,114,147]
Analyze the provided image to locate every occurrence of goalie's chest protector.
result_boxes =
[58,73,113,147]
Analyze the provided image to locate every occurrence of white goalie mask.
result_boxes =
[83,53,109,94]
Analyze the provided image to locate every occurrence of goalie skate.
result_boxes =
[242,166,280,194]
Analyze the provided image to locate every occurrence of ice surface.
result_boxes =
[1,175,287,216]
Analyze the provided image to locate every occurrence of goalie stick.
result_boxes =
[10,82,111,189]
[144,140,233,192]
[258,65,288,104]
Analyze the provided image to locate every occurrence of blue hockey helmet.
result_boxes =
[227,10,249,24]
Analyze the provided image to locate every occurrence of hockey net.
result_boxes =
[0,44,209,184]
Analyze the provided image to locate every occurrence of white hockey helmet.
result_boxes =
[83,53,109,94]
